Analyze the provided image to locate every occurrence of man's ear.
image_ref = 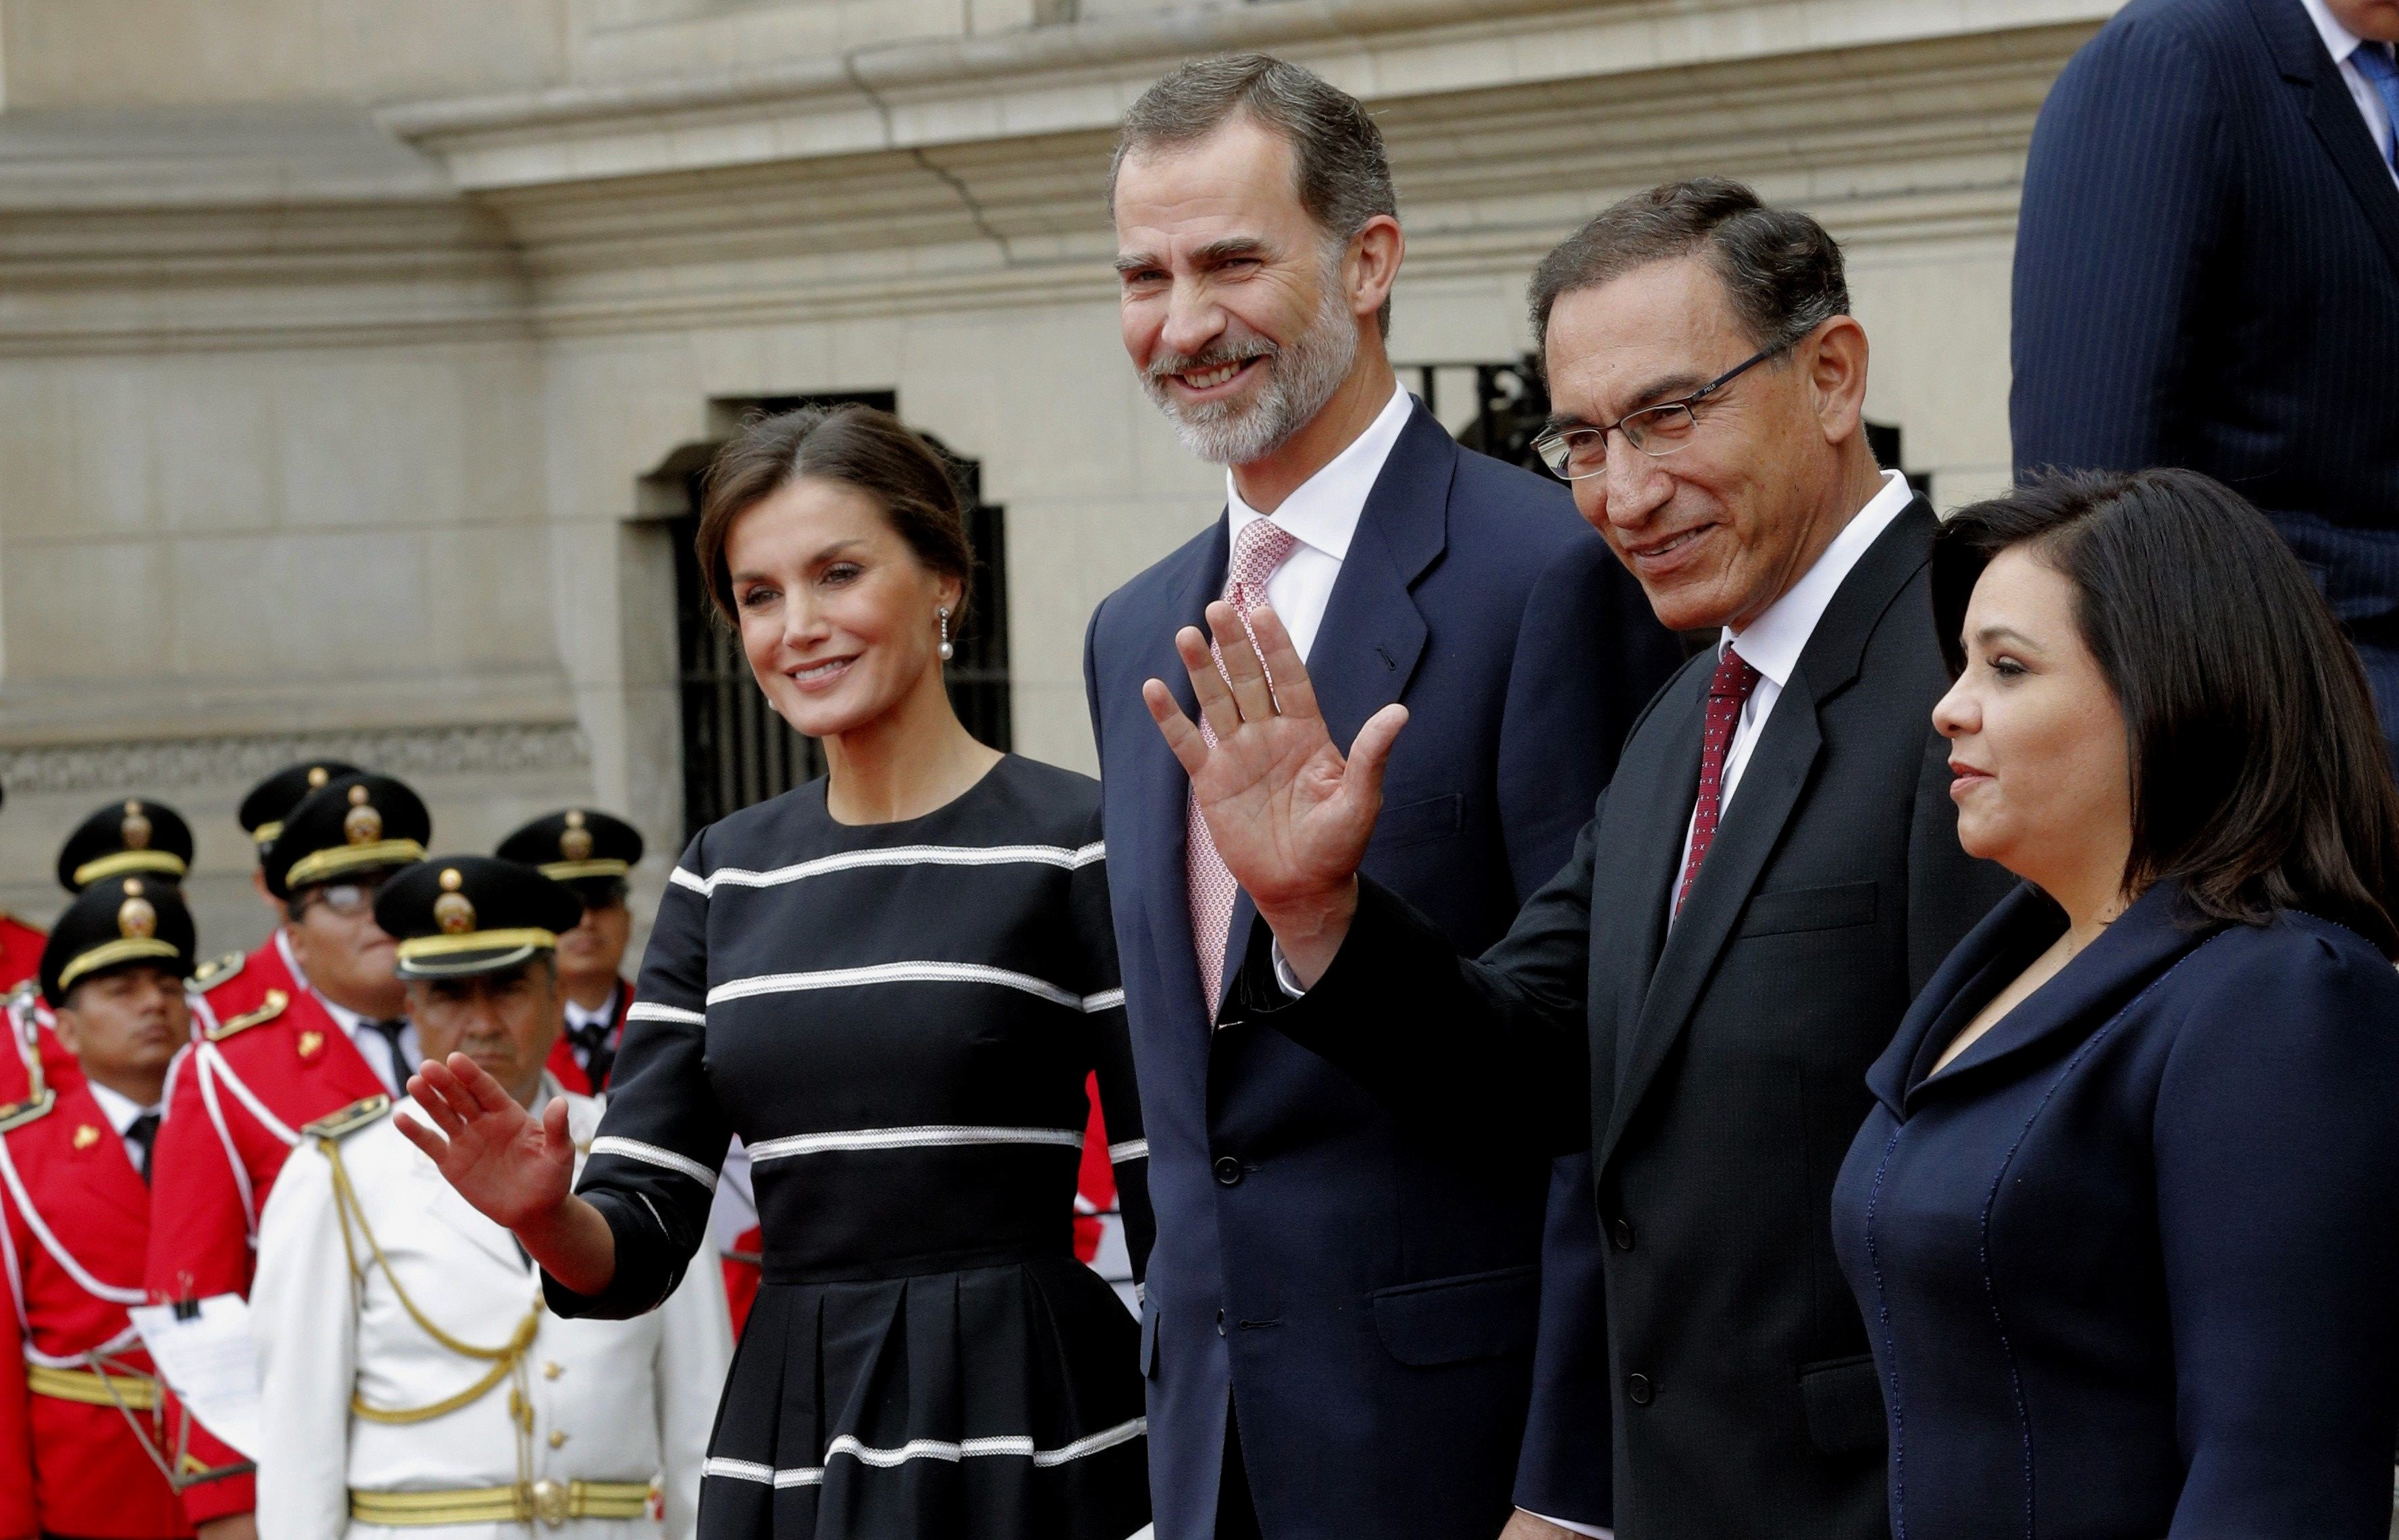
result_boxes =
[49,1002,82,1056]
[1346,214,1404,325]
[1807,314,1871,446]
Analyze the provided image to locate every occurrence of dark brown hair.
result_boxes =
[1933,469,2399,956]
[1112,53,1397,336]
[1528,177,1849,354]
[695,405,973,628]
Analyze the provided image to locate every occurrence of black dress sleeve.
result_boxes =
[545,830,733,1320]
[1075,800,1151,1285]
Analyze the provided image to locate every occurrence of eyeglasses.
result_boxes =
[291,875,388,919]
[1532,339,1792,481]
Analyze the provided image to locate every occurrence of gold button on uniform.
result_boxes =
[542,1362,562,1380]
[548,1429,568,1449]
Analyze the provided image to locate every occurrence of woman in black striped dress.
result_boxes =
[398,406,1154,1540]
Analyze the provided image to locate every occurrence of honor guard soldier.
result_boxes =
[0,792,183,1113]
[1,877,199,1540]
[495,811,642,1096]
[144,772,430,1533]
[58,798,196,894]
[252,856,727,1540]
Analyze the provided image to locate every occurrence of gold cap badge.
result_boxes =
[307,765,330,788]
[560,809,594,863]
[118,878,157,941]
[434,867,477,934]
[343,784,383,846]
[121,800,153,851]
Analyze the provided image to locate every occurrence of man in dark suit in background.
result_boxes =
[1149,180,2015,1540]
[2012,0,2399,756]
[1087,55,1680,1540]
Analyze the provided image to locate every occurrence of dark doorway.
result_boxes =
[663,393,1013,840]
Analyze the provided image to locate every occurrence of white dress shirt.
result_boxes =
[563,993,617,1041]
[84,1078,163,1175]
[1668,469,1917,923]
[2301,0,2399,186]
[1223,378,1411,661]
[278,927,419,1094]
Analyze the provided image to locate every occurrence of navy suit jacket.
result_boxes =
[1083,399,1679,1540]
[2012,0,2399,621]
[1833,881,2399,1537]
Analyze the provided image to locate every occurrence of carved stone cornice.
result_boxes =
[0,723,589,797]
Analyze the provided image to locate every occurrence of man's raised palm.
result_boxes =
[1143,600,1404,980]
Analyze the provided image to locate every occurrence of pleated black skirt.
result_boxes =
[695,1256,1150,1540]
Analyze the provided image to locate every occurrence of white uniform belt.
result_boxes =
[349,1478,657,1526]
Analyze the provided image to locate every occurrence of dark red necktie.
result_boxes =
[1676,645,1761,916]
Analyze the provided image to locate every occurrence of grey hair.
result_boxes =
[1110,53,1397,336]
[1527,177,1849,357]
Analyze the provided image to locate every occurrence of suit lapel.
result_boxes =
[2252,0,2399,282]
[58,1086,149,1230]
[402,1127,532,1274]
[1215,404,1447,995]
[1135,519,1231,1029]
[1596,503,1938,1175]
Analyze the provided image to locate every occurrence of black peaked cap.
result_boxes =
[496,808,644,884]
[41,875,196,1008]
[264,773,431,900]
[376,855,582,980]
[57,798,194,894]
[240,760,364,850]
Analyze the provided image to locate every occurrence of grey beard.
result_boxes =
[1143,275,1361,468]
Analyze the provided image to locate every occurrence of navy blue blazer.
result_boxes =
[2012,0,2399,622]
[1833,881,2399,1538]
[1083,399,1679,1540]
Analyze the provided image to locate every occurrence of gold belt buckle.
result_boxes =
[530,1478,569,1527]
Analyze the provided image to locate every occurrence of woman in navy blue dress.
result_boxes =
[1831,469,2399,1538]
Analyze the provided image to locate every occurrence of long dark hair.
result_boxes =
[1933,469,2399,956]
[694,405,973,628]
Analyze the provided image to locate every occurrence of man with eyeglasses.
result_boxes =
[1148,178,2014,1539]
[143,771,433,1540]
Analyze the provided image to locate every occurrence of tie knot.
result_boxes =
[2358,41,2397,82]
[1228,519,1301,597]
[1707,645,1762,704]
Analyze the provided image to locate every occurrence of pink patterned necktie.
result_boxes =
[1675,645,1761,916]
[1188,517,1303,1018]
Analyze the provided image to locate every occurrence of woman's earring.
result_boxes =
[937,606,954,663]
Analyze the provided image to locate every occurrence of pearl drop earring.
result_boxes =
[937,606,954,662]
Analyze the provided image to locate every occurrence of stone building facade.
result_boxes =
[0,0,2118,952]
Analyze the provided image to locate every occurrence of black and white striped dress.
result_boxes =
[547,756,1154,1540]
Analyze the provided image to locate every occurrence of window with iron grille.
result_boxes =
[667,393,1012,839]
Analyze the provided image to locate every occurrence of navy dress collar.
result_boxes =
[1867,877,2229,1119]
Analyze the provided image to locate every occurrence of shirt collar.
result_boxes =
[1225,378,1411,561]
[84,1079,159,1135]
[565,990,615,1032]
[2300,0,2364,66]
[1724,469,1916,686]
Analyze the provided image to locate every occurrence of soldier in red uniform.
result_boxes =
[494,808,640,1096]
[144,771,430,1538]
[3,796,193,1112]
[1,875,199,1540]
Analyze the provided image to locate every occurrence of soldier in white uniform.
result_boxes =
[252,854,729,1540]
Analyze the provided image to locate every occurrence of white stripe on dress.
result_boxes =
[1083,987,1126,1012]
[746,1125,1085,1163]
[700,1416,1145,1487]
[588,1136,719,1191]
[708,962,1114,1014]
[673,842,1104,899]
[1106,1139,1149,1164]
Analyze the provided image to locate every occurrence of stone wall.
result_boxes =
[0,0,2119,952]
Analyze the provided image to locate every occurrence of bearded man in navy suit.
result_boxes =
[1084,53,1680,1540]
